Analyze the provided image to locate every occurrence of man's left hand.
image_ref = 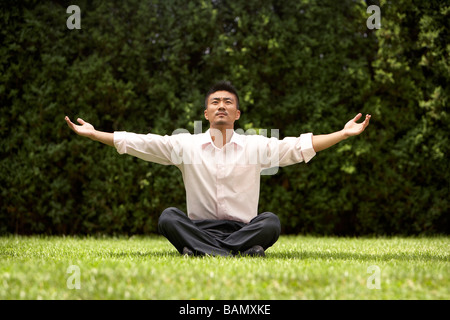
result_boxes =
[342,113,371,138]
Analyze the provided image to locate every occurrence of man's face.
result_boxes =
[204,90,240,128]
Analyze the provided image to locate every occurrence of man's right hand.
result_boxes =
[65,116,114,147]
[65,116,95,138]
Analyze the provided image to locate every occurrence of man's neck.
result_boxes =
[209,126,234,149]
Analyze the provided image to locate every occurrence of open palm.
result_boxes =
[65,116,95,138]
[343,113,371,137]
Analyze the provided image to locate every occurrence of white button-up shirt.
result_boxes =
[114,129,316,223]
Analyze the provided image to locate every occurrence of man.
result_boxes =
[65,81,370,257]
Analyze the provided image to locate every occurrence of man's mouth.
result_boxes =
[216,112,227,116]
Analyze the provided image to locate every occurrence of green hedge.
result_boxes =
[1,0,448,235]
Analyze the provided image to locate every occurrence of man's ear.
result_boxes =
[235,109,241,120]
[204,108,209,120]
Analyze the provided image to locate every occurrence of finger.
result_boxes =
[363,114,371,127]
[353,113,362,122]
[77,118,86,125]
[358,115,371,132]
[65,116,75,129]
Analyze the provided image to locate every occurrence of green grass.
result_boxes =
[0,235,448,300]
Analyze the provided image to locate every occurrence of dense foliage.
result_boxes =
[1,0,448,235]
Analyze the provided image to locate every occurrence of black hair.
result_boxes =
[204,80,240,110]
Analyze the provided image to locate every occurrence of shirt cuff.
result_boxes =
[113,131,127,154]
[299,133,316,163]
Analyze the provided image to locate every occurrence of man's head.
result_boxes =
[204,81,241,129]
[204,80,240,110]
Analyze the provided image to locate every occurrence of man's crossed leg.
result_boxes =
[158,207,281,257]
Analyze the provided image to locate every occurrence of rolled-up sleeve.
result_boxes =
[114,131,128,155]
[113,131,178,165]
[276,132,316,167]
[298,133,316,163]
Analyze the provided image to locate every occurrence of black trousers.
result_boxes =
[158,207,281,256]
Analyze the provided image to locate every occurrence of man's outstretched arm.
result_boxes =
[312,113,371,152]
[65,116,114,147]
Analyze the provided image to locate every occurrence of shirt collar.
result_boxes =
[201,129,244,147]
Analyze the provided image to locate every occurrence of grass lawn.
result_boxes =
[0,235,448,300]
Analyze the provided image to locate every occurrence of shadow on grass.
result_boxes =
[107,250,447,262]
[107,251,181,259]
[108,251,238,259]
[267,251,448,262]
